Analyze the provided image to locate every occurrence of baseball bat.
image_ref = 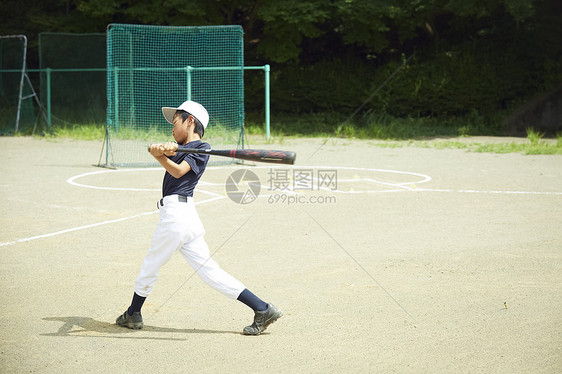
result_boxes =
[147,145,296,165]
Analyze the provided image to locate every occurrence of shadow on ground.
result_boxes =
[41,316,239,341]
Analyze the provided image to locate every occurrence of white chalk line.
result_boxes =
[414,188,562,195]
[3,165,560,247]
[0,195,225,248]
[0,211,157,247]
[6,165,411,247]
[66,168,162,192]
[66,165,432,195]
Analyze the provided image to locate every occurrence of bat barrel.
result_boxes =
[148,145,296,165]
[230,149,296,164]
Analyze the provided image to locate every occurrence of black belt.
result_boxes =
[158,195,188,208]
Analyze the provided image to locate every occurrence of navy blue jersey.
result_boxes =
[162,140,210,197]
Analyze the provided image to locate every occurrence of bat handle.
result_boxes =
[146,144,162,152]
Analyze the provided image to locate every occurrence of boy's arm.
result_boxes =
[149,143,192,178]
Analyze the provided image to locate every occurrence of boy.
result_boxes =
[116,100,282,335]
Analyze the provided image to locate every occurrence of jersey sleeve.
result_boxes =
[183,142,210,176]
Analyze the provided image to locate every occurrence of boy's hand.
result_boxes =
[149,144,165,157]
[162,142,178,156]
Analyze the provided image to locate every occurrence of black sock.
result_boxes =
[127,292,146,315]
[237,288,268,312]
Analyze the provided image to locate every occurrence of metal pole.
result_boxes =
[105,124,110,167]
[114,68,119,132]
[13,35,27,133]
[187,66,192,100]
[128,32,135,127]
[46,68,51,128]
[264,64,271,141]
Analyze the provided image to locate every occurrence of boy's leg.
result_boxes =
[127,292,146,315]
[133,217,184,297]
[179,234,282,335]
[117,200,187,329]
[179,234,246,299]
[134,195,203,298]
[237,289,268,311]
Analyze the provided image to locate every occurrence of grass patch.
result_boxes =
[400,131,562,155]
[525,128,545,145]
[339,116,460,139]
[432,141,469,150]
[41,122,249,146]
[110,126,170,142]
[473,143,562,155]
[29,116,562,156]
[43,123,106,141]
[246,110,500,140]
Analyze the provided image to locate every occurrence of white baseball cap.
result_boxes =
[161,100,209,129]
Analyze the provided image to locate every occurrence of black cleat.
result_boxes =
[116,311,144,330]
[243,303,282,335]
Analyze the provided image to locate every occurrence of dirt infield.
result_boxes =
[1,136,561,373]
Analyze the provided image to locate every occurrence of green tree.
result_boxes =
[1,0,560,130]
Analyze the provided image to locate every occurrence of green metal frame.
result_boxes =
[1,65,271,139]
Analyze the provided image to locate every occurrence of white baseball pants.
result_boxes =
[134,195,246,299]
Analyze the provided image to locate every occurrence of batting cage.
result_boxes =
[104,24,245,167]
[0,35,36,135]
